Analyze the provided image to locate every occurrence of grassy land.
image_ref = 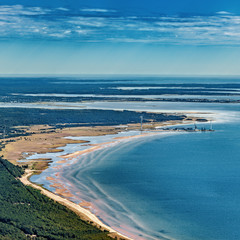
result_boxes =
[0,158,113,240]
[0,108,185,139]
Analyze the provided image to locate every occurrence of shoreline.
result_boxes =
[21,130,174,240]
[54,130,180,240]
[20,169,133,240]
[1,77,239,240]
[27,129,193,240]
[1,116,213,240]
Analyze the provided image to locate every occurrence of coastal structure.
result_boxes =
[160,121,214,133]
[140,116,143,131]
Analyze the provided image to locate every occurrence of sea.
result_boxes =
[27,76,240,240]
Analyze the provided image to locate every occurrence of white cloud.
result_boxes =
[68,17,106,27]
[0,5,50,15]
[56,7,69,11]
[81,8,116,13]
[1,5,240,45]
[217,11,233,15]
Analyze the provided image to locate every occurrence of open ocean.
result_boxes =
[29,77,240,240]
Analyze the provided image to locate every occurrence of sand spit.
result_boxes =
[2,116,210,240]
[60,145,102,159]
[0,125,124,166]
[1,120,191,167]
[46,130,180,240]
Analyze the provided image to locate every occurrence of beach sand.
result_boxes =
[43,129,179,240]
[0,125,123,166]
[2,116,206,240]
[0,119,191,166]
[20,169,132,240]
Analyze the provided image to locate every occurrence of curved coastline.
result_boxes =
[23,112,227,240]
[20,169,133,240]
[58,135,180,240]
[30,130,181,240]
[61,133,181,240]
[15,108,240,240]
[30,131,180,240]
[1,78,240,240]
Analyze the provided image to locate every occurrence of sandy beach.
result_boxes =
[46,129,181,240]
[21,130,173,240]
[1,116,208,240]
[1,118,193,166]
[20,169,132,240]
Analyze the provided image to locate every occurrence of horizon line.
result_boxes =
[1,73,240,78]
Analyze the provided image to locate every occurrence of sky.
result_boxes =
[1,0,240,75]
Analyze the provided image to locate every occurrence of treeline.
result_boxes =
[0,158,112,240]
[0,77,240,95]
[0,108,185,138]
[0,78,240,104]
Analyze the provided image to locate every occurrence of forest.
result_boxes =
[0,108,185,138]
[0,77,218,240]
[0,77,239,104]
[0,158,112,240]
[0,106,186,239]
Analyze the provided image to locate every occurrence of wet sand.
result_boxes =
[0,125,125,165]
[33,130,172,240]
[20,170,132,240]
[1,119,191,167]
[2,117,207,240]
[47,129,180,240]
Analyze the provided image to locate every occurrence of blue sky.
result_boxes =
[1,0,240,75]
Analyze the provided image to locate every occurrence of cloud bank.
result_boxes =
[0,5,240,45]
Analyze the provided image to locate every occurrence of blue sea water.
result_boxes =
[27,76,240,240]
[49,99,238,240]
[63,106,240,240]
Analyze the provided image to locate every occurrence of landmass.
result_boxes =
[0,77,225,240]
[0,109,209,240]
